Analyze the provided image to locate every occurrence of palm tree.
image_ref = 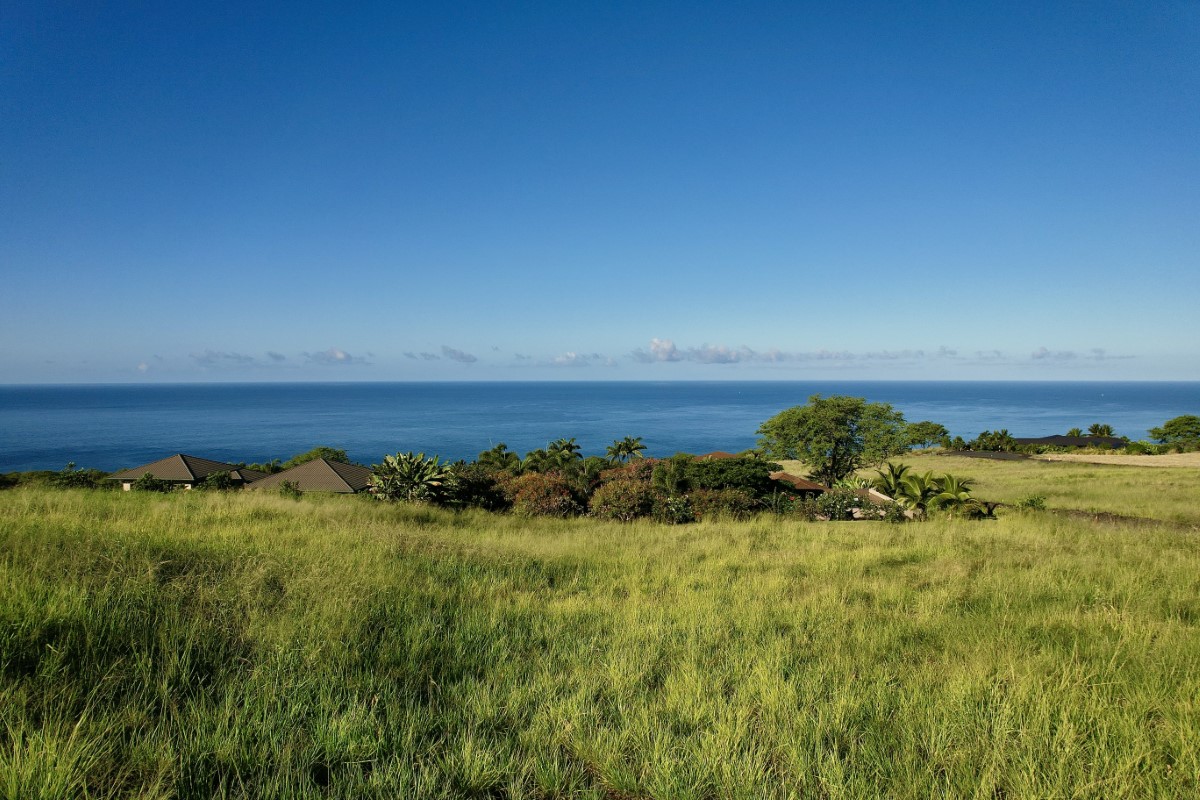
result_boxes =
[606,436,647,464]
[930,474,975,516]
[521,448,551,473]
[872,462,912,500]
[546,438,584,470]
[477,443,522,473]
[547,438,582,459]
[1066,428,1083,438]
[897,471,940,513]
[1088,423,1114,437]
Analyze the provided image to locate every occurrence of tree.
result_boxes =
[606,436,647,464]
[906,421,949,450]
[281,446,349,469]
[477,443,522,473]
[548,438,582,459]
[969,430,1017,452]
[1087,423,1114,437]
[757,395,908,486]
[1149,415,1200,444]
[1066,428,1083,438]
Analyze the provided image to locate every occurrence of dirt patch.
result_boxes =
[1033,452,1200,468]
[940,450,1029,461]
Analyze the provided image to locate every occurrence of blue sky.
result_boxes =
[2,1,1197,382]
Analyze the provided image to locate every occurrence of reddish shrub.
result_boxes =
[511,472,582,518]
[588,478,657,521]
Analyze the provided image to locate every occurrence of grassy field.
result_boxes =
[779,451,1200,526]
[2,474,1199,798]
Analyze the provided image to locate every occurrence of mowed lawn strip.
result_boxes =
[1,486,1198,798]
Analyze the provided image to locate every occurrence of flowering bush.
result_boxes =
[588,478,656,521]
[511,472,582,518]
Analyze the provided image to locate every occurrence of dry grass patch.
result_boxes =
[1033,451,1200,467]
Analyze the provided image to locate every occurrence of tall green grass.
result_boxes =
[2,487,1198,798]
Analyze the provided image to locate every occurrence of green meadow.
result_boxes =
[2,463,1199,798]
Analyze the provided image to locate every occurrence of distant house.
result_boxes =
[768,471,826,498]
[108,454,266,491]
[693,451,742,460]
[248,458,373,494]
[1014,435,1125,450]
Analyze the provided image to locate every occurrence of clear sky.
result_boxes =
[2,1,1197,382]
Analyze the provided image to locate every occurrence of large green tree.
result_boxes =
[905,420,949,449]
[757,395,909,486]
[1149,415,1200,444]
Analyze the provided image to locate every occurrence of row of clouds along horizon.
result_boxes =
[156,340,1129,372]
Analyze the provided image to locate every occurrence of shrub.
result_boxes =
[370,452,453,503]
[511,472,582,518]
[588,478,656,521]
[278,480,303,499]
[688,488,758,520]
[652,494,694,525]
[687,457,781,498]
[879,501,909,524]
[763,491,799,515]
[651,455,693,496]
[817,488,860,521]
[793,497,821,521]
[131,473,173,493]
[49,462,108,489]
[444,463,510,512]
[197,471,235,491]
[1014,494,1046,511]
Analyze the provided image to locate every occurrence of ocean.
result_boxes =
[1,381,1197,472]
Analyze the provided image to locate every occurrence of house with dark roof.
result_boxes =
[108,454,267,491]
[768,471,827,498]
[248,458,373,494]
[1014,435,1125,449]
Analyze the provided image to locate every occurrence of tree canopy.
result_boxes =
[1149,415,1200,444]
[905,420,949,449]
[756,395,908,486]
[281,446,349,469]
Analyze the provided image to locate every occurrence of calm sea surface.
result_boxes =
[1,381,1198,472]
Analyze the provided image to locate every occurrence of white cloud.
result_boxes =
[548,352,615,367]
[303,347,367,365]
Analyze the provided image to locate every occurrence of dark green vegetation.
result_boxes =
[757,395,910,486]
[1149,415,1200,447]
[2,476,1198,798]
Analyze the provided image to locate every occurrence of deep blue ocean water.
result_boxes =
[1,381,1198,472]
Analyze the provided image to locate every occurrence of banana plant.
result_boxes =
[369,452,453,503]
